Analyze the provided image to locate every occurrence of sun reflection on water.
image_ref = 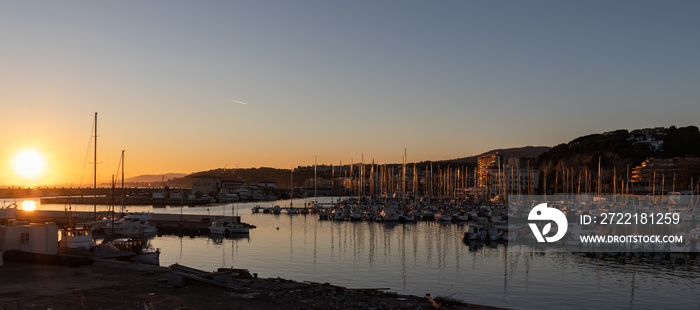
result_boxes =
[20,200,36,211]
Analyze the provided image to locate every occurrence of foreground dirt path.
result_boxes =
[0,259,507,310]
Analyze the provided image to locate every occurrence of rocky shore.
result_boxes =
[0,259,507,310]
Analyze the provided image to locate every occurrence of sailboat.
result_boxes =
[103,151,158,238]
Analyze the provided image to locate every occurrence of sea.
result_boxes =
[26,197,700,309]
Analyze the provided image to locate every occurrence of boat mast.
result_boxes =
[402,149,406,207]
[121,150,125,215]
[93,112,98,219]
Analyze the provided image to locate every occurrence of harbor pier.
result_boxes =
[11,209,241,234]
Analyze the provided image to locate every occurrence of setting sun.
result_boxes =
[12,149,47,180]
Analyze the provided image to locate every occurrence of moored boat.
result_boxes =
[379,207,401,221]
[208,221,250,234]
[104,213,158,238]
[91,238,160,265]
[59,226,96,255]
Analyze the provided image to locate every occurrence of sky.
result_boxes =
[1,1,699,186]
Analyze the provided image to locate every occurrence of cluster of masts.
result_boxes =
[304,151,485,205]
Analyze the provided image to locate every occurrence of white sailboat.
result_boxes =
[104,212,157,237]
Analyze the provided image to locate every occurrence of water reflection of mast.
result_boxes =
[438,223,446,270]
[179,235,183,261]
[412,222,418,263]
[353,222,358,265]
[343,221,349,256]
[303,213,308,248]
[629,260,636,309]
[401,224,407,290]
[524,249,530,289]
[454,225,460,272]
[358,222,366,264]
[330,221,336,261]
[383,224,391,264]
[368,221,376,267]
[503,245,508,299]
[289,214,294,260]
[425,222,434,263]
[313,215,317,267]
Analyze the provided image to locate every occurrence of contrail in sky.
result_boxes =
[229,99,249,105]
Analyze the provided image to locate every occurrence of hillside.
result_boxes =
[167,168,316,189]
[538,126,700,192]
[161,127,700,192]
[164,146,552,188]
[125,173,187,184]
[439,146,551,164]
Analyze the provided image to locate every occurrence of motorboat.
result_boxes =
[91,238,160,266]
[217,191,240,202]
[379,207,400,221]
[332,208,347,221]
[59,226,96,255]
[103,213,157,238]
[208,221,250,234]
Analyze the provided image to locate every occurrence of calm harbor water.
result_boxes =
[32,197,700,309]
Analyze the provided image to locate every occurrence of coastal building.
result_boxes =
[191,175,221,194]
[631,158,700,193]
[477,154,539,196]
[477,153,503,188]
[485,165,539,195]
[0,220,58,255]
[631,133,664,152]
[304,178,333,188]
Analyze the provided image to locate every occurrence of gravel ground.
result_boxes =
[0,259,507,310]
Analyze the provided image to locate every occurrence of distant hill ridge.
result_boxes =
[439,146,552,164]
[125,173,187,183]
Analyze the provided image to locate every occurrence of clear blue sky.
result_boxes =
[1,1,699,184]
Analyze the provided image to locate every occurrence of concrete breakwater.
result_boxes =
[39,195,210,206]
[12,209,241,234]
[0,187,187,199]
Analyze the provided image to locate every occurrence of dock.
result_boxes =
[12,209,241,234]
[251,203,334,214]
[39,195,211,206]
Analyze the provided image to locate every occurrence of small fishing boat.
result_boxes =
[91,238,160,266]
[216,191,240,203]
[208,221,250,234]
[59,226,96,255]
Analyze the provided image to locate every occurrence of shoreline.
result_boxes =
[0,258,509,310]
